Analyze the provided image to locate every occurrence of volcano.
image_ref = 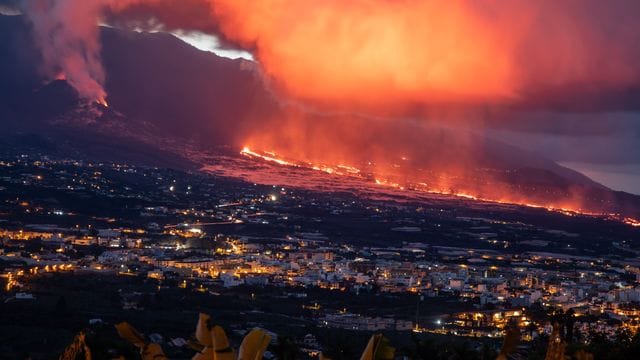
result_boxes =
[1,14,639,222]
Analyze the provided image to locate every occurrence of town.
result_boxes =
[2,149,640,358]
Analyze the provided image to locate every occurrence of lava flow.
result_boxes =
[241,147,360,176]
[239,146,640,226]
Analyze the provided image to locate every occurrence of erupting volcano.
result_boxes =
[1,2,640,225]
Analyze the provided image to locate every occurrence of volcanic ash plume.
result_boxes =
[20,0,211,105]
[211,0,515,106]
[22,0,108,104]
[19,0,640,110]
[210,0,640,109]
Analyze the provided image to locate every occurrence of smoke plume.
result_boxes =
[18,0,640,110]
[210,0,640,109]
[22,0,108,103]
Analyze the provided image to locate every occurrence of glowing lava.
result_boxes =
[239,146,640,227]
[96,97,109,107]
[242,146,360,176]
[241,146,296,167]
[625,218,640,227]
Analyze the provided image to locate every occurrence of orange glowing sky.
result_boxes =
[210,0,640,108]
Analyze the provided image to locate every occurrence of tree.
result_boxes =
[272,335,299,360]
